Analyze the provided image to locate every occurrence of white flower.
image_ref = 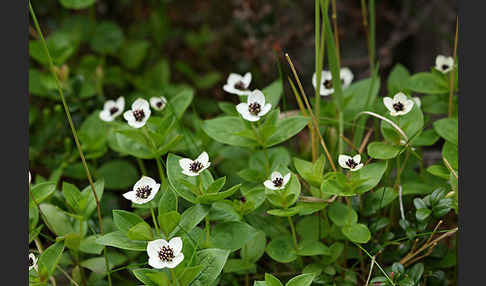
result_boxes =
[150,96,167,111]
[338,154,364,171]
[29,253,37,271]
[123,98,151,128]
[434,55,454,74]
[147,237,184,269]
[340,67,354,88]
[264,171,291,190]
[413,97,421,108]
[179,152,211,177]
[383,92,414,116]
[236,90,272,122]
[312,67,354,96]
[29,171,31,185]
[123,176,160,204]
[223,72,252,95]
[99,96,125,122]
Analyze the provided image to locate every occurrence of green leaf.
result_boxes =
[96,231,147,251]
[206,177,226,194]
[362,187,397,216]
[96,160,139,190]
[265,116,309,147]
[262,80,283,108]
[38,242,65,279]
[127,221,154,241]
[79,235,103,254]
[62,182,84,213]
[241,231,266,263]
[341,223,371,243]
[328,202,358,226]
[266,235,297,263]
[90,21,124,54]
[80,180,104,218]
[197,184,241,204]
[411,129,440,146]
[293,156,324,187]
[286,273,314,286]
[218,102,239,116]
[427,165,450,179]
[178,265,204,285]
[265,273,283,286]
[59,0,96,10]
[296,240,330,256]
[387,64,410,95]
[223,259,255,273]
[321,162,388,196]
[367,141,402,159]
[267,207,300,217]
[119,40,150,69]
[407,72,449,94]
[171,204,210,237]
[30,32,77,66]
[433,118,458,145]
[202,116,259,147]
[167,89,194,119]
[442,141,458,170]
[211,221,257,251]
[191,249,230,286]
[31,181,57,203]
[416,208,432,221]
[113,210,145,235]
[158,189,178,214]
[39,204,74,236]
[381,103,424,144]
[158,211,181,237]
[132,268,170,286]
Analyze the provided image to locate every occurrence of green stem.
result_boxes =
[151,207,161,238]
[170,268,180,286]
[338,111,344,154]
[287,216,298,250]
[137,158,147,175]
[142,126,166,185]
[205,216,211,248]
[28,2,111,285]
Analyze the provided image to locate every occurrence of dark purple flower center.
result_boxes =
[136,185,152,199]
[189,161,203,173]
[109,107,119,115]
[158,246,175,262]
[133,109,145,121]
[240,196,246,203]
[393,102,404,112]
[234,81,247,90]
[248,102,261,115]
[442,64,449,71]
[324,79,333,89]
[346,159,358,169]
[272,177,284,188]
[29,257,33,267]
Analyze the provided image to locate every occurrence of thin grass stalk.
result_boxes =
[330,0,340,66]
[448,17,459,117]
[368,0,376,73]
[360,0,372,70]
[28,2,112,284]
[313,0,321,162]
[285,54,337,172]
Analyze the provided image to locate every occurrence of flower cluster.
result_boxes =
[99,95,168,128]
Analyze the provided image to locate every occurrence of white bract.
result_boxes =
[338,154,364,171]
[123,176,160,204]
[413,97,421,108]
[99,96,125,122]
[236,89,271,122]
[29,253,37,271]
[150,96,167,111]
[179,151,211,176]
[223,72,252,95]
[264,171,291,190]
[147,237,184,269]
[434,55,454,74]
[29,171,31,185]
[123,98,151,128]
[312,67,354,96]
[383,92,414,116]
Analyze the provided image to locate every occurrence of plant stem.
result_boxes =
[205,216,211,248]
[170,268,180,286]
[28,3,111,285]
[151,207,161,238]
[136,158,147,176]
[287,216,298,250]
[330,0,340,66]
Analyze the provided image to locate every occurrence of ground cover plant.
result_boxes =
[28,0,458,285]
